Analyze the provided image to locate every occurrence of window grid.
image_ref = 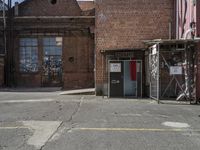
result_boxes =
[19,38,39,73]
[43,37,62,56]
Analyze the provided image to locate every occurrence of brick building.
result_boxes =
[1,0,200,101]
[95,0,175,97]
[6,0,95,89]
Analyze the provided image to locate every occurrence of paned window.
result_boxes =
[19,38,38,72]
[43,37,62,56]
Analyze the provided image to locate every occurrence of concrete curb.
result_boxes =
[60,88,95,95]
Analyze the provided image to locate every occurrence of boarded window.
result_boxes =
[19,38,38,73]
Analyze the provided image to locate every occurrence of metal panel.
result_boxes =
[109,61,124,97]
[124,61,136,97]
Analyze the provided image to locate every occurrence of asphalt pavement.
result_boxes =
[0,91,200,150]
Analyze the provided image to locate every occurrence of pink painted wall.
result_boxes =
[176,0,200,100]
[197,0,200,37]
[176,0,196,39]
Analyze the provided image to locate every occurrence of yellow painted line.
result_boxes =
[1,126,199,133]
[0,126,28,129]
[74,128,196,132]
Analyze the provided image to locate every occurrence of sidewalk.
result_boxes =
[0,87,95,95]
[0,87,62,92]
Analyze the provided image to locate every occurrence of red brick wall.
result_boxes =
[95,0,174,93]
[18,0,81,16]
[13,33,94,89]
[63,34,94,89]
[11,0,95,89]
[176,0,197,39]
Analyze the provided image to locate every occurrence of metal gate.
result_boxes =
[42,37,63,87]
[149,44,160,100]
[42,55,62,87]
[148,41,198,104]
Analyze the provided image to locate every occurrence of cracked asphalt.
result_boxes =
[0,91,200,150]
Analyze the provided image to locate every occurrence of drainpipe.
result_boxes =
[14,2,19,16]
[169,22,172,39]
[3,0,6,55]
[176,0,179,39]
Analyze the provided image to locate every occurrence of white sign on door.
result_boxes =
[110,63,121,72]
[170,66,182,75]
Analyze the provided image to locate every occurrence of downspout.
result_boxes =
[169,22,172,39]
[2,0,6,86]
[176,0,179,39]
[3,0,6,55]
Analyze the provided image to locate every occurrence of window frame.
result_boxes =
[19,38,39,74]
[43,37,63,56]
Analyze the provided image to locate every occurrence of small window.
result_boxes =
[49,0,57,5]
[19,38,39,73]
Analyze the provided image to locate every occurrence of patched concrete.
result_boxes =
[22,121,62,149]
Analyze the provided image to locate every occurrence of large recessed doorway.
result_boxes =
[42,37,63,87]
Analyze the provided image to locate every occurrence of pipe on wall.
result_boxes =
[3,0,6,55]
[176,0,179,39]
[169,22,172,39]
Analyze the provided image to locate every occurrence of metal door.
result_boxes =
[109,61,124,97]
